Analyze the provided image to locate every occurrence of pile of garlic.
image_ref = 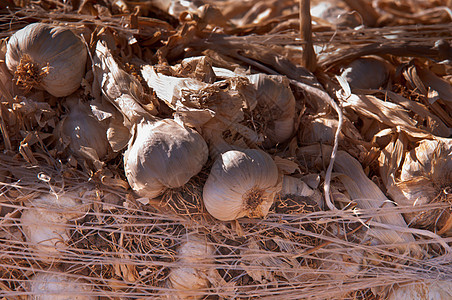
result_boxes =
[5,17,450,300]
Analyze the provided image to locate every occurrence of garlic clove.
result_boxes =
[177,234,215,263]
[20,192,91,257]
[6,23,87,97]
[124,119,208,199]
[203,149,281,221]
[168,267,210,300]
[311,2,361,27]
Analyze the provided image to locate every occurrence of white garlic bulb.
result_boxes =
[387,281,452,300]
[168,234,215,299]
[387,138,451,231]
[28,271,96,300]
[247,74,296,148]
[6,23,87,97]
[311,2,360,27]
[203,149,281,221]
[340,56,392,90]
[20,208,69,255]
[20,193,90,256]
[57,97,110,163]
[124,118,208,199]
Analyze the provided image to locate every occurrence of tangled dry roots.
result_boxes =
[14,54,50,92]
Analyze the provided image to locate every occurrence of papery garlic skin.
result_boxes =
[29,272,96,300]
[203,149,280,221]
[6,23,87,97]
[124,119,208,199]
[168,234,215,300]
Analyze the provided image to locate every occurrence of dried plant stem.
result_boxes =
[289,79,343,211]
[0,104,12,151]
[299,0,317,72]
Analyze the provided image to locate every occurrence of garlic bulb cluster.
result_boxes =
[56,97,110,164]
[203,149,281,221]
[124,118,208,199]
[6,23,87,97]
[247,74,296,148]
[93,40,209,199]
[340,56,392,90]
[387,138,451,231]
[20,193,90,256]
[168,234,215,299]
[28,271,96,300]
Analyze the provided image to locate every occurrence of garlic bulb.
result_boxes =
[28,271,96,300]
[20,208,70,254]
[6,23,87,97]
[387,138,451,231]
[168,234,215,299]
[387,281,452,300]
[124,118,208,199]
[340,56,392,90]
[20,193,90,256]
[56,97,110,163]
[311,2,360,27]
[203,149,281,221]
[247,74,296,148]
